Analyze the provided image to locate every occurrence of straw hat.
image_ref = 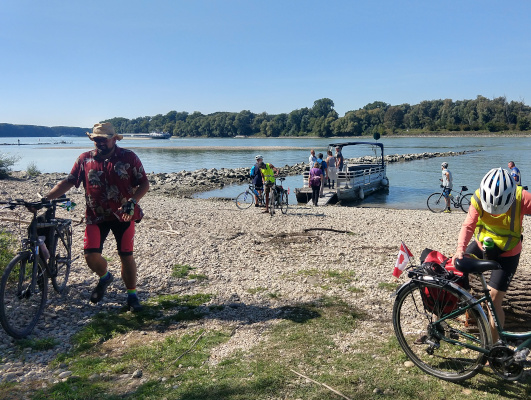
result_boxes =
[86,123,123,141]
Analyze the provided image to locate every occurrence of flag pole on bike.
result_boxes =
[392,241,414,279]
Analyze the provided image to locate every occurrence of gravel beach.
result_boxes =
[1,172,531,385]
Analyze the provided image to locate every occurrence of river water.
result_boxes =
[1,135,530,209]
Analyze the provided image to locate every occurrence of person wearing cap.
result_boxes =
[452,168,531,341]
[44,122,150,312]
[508,161,521,186]
[250,155,264,207]
[440,162,453,213]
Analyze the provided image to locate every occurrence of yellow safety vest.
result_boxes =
[471,186,523,251]
[260,163,275,184]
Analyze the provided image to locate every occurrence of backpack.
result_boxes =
[310,173,321,187]
[418,249,469,316]
[250,165,257,178]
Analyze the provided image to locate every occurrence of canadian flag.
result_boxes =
[392,241,414,278]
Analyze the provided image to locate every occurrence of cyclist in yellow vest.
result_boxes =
[259,161,279,214]
[452,168,531,341]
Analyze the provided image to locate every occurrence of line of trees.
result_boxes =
[105,96,531,138]
[2,95,531,138]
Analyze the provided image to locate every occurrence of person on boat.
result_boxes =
[317,153,328,197]
[508,161,521,186]
[250,155,264,207]
[43,122,150,312]
[259,160,279,214]
[308,149,317,166]
[309,162,322,206]
[335,147,344,172]
[326,150,337,188]
[452,168,531,341]
[440,162,453,213]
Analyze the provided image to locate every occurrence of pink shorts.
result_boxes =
[84,221,135,256]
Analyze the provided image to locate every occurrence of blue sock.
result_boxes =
[100,271,111,281]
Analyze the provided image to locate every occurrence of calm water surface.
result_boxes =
[2,136,530,209]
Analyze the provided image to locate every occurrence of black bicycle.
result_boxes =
[427,185,472,213]
[0,198,75,338]
[268,177,289,216]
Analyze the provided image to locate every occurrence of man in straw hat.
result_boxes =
[44,122,150,312]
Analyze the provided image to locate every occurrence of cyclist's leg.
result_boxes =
[443,188,451,210]
[84,223,111,277]
[486,253,519,341]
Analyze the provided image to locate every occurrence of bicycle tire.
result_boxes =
[0,252,48,339]
[235,190,254,209]
[393,280,489,382]
[269,187,275,216]
[427,192,447,213]
[280,191,289,214]
[460,193,473,213]
[50,221,72,294]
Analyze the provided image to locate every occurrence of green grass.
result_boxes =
[0,230,17,272]
[3,292,531,399]
[16,337,59,351]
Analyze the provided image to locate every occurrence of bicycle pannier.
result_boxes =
[419,249,469,316]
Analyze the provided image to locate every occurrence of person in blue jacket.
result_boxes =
[250,155,264,207]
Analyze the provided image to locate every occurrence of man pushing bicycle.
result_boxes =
[44,123,150,312]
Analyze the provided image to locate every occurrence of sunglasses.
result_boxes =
[93,137,111,143]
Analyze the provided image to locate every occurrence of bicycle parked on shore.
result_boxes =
[427,185,472,213]
[235,183,265,210]
[0,197,76,338]
[392,253,531,382]
[267,177,289,216]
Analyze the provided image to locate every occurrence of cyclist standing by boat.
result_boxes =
[452,168,531,341]
[44,122,150,312]
[259,160,279,214]
[250,155,264,207]
[440,162,453,213]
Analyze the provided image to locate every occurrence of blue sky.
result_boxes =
[1,0,530,128]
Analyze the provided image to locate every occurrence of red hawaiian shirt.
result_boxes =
[67,146,148,224]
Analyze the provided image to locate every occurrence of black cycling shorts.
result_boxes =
[465,241,520,292]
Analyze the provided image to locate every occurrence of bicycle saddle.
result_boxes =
[454,257,501,274]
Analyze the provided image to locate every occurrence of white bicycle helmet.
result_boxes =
[255,155,263,160]
[441,162,448,168]
[479,168,516,215]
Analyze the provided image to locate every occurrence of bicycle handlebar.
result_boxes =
[0,197,70,211]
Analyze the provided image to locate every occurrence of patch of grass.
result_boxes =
[12,291,531,400]
[66,293,213,355]
[247,287,267,295]
[0,153,18,179]
[297,268,356,286]
[172,263,193,278]
[26,161,41,177]
[16,337,59,351]
[267,292,281,299]
[0,230,17,273]
[189,273,208,282]
[378,281,401,291]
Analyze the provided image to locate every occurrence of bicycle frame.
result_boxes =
[405,273,531,356]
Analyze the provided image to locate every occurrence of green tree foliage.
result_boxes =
[3,96,531,139]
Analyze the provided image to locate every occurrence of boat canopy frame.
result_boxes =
[328,142,384,168]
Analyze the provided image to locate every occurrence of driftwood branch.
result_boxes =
[303,228,353,234]
[290,369,352,400]
[172,330,206,365]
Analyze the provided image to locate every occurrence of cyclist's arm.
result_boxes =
[453,206,479,262]
[131,179,150,204]
[45,179,75,200]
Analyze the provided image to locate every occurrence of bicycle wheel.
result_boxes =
[427,193,447,213]
[0,252,48,339]
[393,280,489,382]
[460,193,473,213]
[269,188,275,216]
[280,191,289,214]
[50,222,72,293]
[235,190,254,209]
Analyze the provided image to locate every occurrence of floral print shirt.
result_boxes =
[67,146,148,224]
